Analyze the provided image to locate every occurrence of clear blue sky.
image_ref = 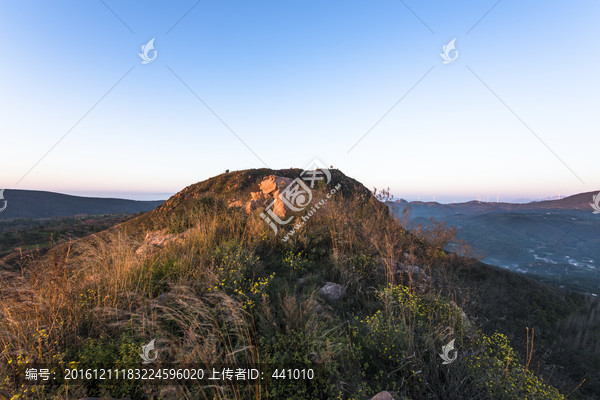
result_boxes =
[1,1,598,202]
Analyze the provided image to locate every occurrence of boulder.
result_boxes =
[318,282,346,302]
[369,391,395,400]
[272,197,288,218]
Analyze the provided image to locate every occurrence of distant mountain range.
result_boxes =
[387,191,600,294]
[0,189,164,219]
[391,191,598,219]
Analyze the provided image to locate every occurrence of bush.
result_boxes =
[466,332,565,399]
[210,241,274,310]
[64,333,146,399]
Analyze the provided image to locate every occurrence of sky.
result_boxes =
[1,0,599,202]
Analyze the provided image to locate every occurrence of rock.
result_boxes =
[228,199,243,208]
[396,263,430,283]
[369,391,395,400]
[243,199,263,214]
[250,191,269,201]
[228,175,293,219]
[305,298,324,313]
[272,197,288,218]
[296,277,308,285]
[158,293,170,306]
[403,252,416,263]
[398,264,423,275]
[136,230,189,256]
[318,282,346,302]
[259,175,292,195]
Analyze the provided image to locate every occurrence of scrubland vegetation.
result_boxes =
[0,170,598,399]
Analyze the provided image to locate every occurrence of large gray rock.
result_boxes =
[318,282,346,302]
[369,391,395,400]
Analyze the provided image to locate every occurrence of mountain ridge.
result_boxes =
[0,189,164,220]
[392,190,600,219]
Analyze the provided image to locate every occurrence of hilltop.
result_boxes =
[0,169,598,399]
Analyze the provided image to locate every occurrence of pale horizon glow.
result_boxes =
[3,181,590,205]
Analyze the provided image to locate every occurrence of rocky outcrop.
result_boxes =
[259,175,292,196]
[228,175,292,218]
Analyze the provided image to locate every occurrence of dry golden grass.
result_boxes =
[0,179,586,399]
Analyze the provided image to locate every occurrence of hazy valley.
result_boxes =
[387,194,600,295]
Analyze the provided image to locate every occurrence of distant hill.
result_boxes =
[391,191,599,219]
[0,189,164,219]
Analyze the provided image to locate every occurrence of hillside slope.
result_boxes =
[0,169,598,399]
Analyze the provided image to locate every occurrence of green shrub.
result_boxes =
[466,332,565,399]
[210,241,274,309]
[258,331,344,400]
[64,333,146,399]
[282,250,311,273]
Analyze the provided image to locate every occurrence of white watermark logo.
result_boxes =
[140,339,158,364]
[260,160,341,240]
[138,38,157,64]
[440,38,458,64]
[280,183,342,242]
[591,192,600,214]
[0,189,7,213]
[439,339,457,364]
